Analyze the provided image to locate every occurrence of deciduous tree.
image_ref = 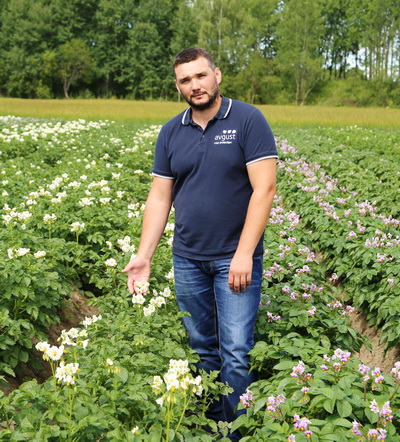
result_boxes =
[57,39,96,98]
[276,0,325,105]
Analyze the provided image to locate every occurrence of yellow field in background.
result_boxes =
[1,98,399,128]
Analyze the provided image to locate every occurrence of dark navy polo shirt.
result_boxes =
[152,96,278,260]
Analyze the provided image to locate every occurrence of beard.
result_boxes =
[183,85,220,111]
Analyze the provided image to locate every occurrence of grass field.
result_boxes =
[1,98,399,127]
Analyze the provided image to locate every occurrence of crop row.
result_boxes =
[277,126,400,217]
[0,116,156,375]
[275,127,400,350]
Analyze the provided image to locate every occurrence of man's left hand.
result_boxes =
[228,254,253,294]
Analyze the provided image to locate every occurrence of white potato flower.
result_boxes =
[81,314,102,328]
[161,287,172,298]
[35,341,50,352]
[169,359,189,376]
[151,375,163,393]
[131,426,139,435]
[163,372,180,391]
[16,248,30,257]
[150,297,166,308]
[105,258,118,267]
[55,362,79,385]
[70,221,85,232]
[45,345,65,361]
[165,268,174,282]
[79,197,94,207]
[132,294,146,305]
[143,305,156,316]
[135,280,149,294]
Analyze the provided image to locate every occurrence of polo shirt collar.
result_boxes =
[181,95,232,125]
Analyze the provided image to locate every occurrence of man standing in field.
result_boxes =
[123,47,277,439]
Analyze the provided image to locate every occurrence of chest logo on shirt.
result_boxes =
[214,129,237,145]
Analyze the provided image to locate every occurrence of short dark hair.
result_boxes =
[173,47,216,71]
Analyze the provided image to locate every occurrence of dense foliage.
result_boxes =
[0,117,400,440]
[0,0,399,106]
[276,127,400,349]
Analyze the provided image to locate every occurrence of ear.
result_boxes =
[174,79,181,94]
[215,67,222,85]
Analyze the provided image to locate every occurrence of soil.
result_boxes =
[1,291,100,396]
[349,310,399,374]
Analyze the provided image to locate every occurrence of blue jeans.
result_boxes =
[173,253,262,427]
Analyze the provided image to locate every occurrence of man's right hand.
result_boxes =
[121,256,151,294]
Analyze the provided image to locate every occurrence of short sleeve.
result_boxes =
[152,127,174,179]
[241,107,278,165]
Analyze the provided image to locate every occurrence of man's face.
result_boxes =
[174,57,222,111]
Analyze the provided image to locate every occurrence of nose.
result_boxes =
[191,78,200,91]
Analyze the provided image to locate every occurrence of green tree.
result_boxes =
[169,1,199,101]
[235,0,280,103]
[196,0,252,72]
[169,1,198,57]
[119,0,179,100]
[195,0,281,102]
[276,0,325,105]
[0,0,54,97]
[321,0,356,79]
[48,0,99,44]
[92,0,139,97]
[361,0,400,81]
[57,39,96,98]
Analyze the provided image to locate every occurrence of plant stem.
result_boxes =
[69,387,73,420]
[389,382,399,401]
[165,400,172,442]
[174,391,187,434]
[68,386,75,439]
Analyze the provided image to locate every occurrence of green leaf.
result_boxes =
[254,398,267,413]
[319,435,341,441]
[2,365,15,376]
[273,360,295,371]
[117,366,129,384]
[20,416,36,432]
[309,394,326,409]
[319,387,335,400]
[323,398,336,413]
[338,375,355,390]
[336,400,352,418]
[332,417,353,428]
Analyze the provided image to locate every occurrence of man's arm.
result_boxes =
[228,158,277,294]
[122,176,174,294]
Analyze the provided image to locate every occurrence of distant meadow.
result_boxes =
[1,98,400,128]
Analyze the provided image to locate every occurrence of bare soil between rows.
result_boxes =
[349,310,399,373]
[1,291,99,396]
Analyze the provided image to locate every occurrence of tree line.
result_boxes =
[0,0,399,106]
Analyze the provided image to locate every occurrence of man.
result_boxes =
[123,47,277,439]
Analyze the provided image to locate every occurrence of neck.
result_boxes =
[191,95,222,130]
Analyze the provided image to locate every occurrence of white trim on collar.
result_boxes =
[222,98,232,119]
[181,108,190,125]
[181,97,232,125]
